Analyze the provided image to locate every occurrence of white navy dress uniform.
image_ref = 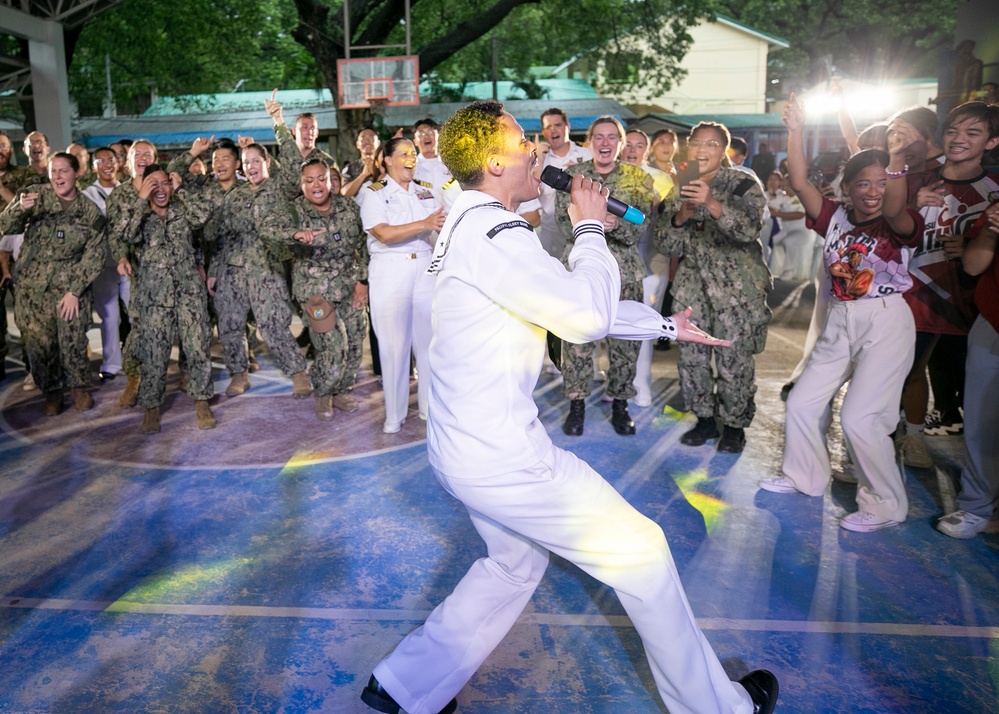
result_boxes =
[370,188,756,714]
[360,174,442,432]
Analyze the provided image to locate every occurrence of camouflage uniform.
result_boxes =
[656,167,772,428]
[106,181,146,380]
[257,193,368,398]
[555,161,656,400]
[0,185,106,393]
[2,166,32,196]
[75,168,98,192]
[167,153,231,263]
[119,189,216,409]
[274,123,335,170]
[7,167,46,194]
[0,167,31,365]
[211,169,306,377]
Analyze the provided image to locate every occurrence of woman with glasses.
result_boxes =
[759,94,923,532]
[360,138,446,433]
[656,122,771,454]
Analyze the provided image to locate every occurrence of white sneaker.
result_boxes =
[759,476,799,494]
[897,434,934,469]
[22,373,36,391]
[383,421,402,434]
[839,511,899,532]
[936,510,988,539]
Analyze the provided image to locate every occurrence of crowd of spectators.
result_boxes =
[0,87,996,540]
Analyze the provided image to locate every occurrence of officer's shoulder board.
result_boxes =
[415,179,433,189]
[367,180,387,191]
[442,178,459,191]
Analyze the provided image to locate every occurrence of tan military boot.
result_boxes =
[290,371,313,399]
[71,387,94,411]
[195,400,216,429]
[43,390,64,416]
[141,407,161,434]
[314,394,334,421]
[225,371,250,397]
[333,393,359,412]
[119,375,140,407]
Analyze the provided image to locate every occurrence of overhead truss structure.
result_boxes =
[0,0,125,96]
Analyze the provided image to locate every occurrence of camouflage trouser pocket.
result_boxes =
[749,319,769,355]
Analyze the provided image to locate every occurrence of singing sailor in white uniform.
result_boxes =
[360,100,779,714]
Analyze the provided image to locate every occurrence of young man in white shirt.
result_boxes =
[81,147,126,381]
[533,107,592,257]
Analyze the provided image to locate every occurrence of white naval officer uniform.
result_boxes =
[360,175,442,432]
[371,189,755,714]
[413,154,452,194]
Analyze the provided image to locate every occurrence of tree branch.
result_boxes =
[416,0,540,74]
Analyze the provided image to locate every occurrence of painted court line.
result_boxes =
[4,597,996,639]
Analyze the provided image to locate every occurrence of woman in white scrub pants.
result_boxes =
[360,138,446,433]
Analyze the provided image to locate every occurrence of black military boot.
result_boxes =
[611,398,636,435]
[680,416,719,446]
[562,399,585,436]
[717,426,746,453]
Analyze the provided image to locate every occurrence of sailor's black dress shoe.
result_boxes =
[361,675,457,714]
[738,669,779,714]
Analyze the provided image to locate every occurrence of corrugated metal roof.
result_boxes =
[639,113,848,132]
[143,89,335,116]
[74,98,635,148]
[417,79,599,101]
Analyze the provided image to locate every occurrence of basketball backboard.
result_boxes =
[337,56,420,108]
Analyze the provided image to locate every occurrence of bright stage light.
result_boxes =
[804,88,899,120]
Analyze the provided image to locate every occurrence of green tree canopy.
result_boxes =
[69,0,321,116]
[714,0,963,92]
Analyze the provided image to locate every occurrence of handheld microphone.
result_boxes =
[540,165,646,225]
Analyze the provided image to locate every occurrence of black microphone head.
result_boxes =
[540,165,572,192]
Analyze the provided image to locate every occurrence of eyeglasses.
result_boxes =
[415,130,436,138]
[687,139,723,149]
[95,157,117,164]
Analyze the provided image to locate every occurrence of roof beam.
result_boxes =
[0,3,53,42]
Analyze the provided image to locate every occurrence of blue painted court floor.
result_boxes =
[1,286,997,713]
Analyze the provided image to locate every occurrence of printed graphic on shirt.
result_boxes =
[905,170,999,333]
[812,200,916,302]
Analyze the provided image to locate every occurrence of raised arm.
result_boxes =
[783,93,824,220]
[882,121,920,237]
[831,79,860,156]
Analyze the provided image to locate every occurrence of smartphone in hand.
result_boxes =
[677,161,700,187]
